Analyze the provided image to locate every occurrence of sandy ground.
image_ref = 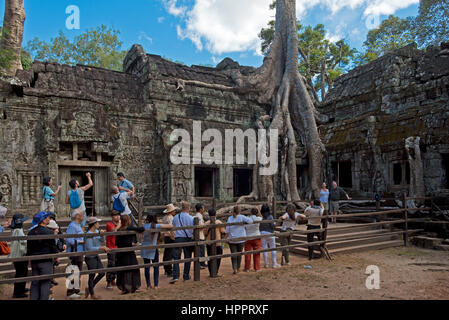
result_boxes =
[1,246,448,300]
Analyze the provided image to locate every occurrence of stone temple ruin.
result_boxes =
[0,42,448,217]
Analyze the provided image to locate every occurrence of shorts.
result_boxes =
[329,201,339,213]
[322,202,329,211]
[40,199,55,213]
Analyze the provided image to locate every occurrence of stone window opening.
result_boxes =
[331,161,353,188]
[391,161,411,186]
[194,167,218,198]
[233,168,252,198]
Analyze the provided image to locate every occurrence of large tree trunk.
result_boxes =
[243,0,325,201]
[0,0,25,76]
[173,0,325,205]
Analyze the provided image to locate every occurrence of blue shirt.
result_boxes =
[0,226,4,234]
[141,223,162,260]
[84,230,103,253]
[172,212,194,239]
[66,221,85,252]
[118,179,134,194]
[43,186,55,200]
[225,215,253,244]
[320,189,330,203]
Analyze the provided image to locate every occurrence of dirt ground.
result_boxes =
[1,246,448,300]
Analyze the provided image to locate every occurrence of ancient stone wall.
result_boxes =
[320,43,449,197]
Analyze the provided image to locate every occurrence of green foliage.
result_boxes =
[414,0,449,47]
[359,0,449,65]
[25,25,128,71]
[258,7,356,101]
[362,15,415,61]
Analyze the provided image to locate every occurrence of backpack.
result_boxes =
[113,194,126,213]
[69,189,82,209]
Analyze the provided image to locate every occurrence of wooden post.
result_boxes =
[272,197,277,219]
[138,197,143,227]
[212,198,217,210]
[376,199,380,211]
[402,192,408,246]
[210,215,217,277]
[193,217,200,281]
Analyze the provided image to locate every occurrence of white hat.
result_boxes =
[163,203,179,214]
[47,220,59,230]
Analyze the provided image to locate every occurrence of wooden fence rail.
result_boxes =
[0,196,432,287]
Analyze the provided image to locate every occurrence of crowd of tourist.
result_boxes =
[0,174,352,300]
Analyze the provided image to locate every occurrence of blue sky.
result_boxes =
[0,0,420,68]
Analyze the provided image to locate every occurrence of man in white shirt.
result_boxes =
[304,200,324,260]
[111,186,135,224]
[195,203,207,269]
[279,203,306,265]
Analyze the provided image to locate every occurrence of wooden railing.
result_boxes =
[0,194,430,286]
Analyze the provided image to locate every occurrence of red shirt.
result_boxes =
[106,222,118,249]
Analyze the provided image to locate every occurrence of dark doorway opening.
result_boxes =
[70,171,95,216]
[195,167,217,197]
[339,161,352,188]
[393,163,402,186]
[233,168,252,197]
[296,165,309,191]
[443,154,449,189]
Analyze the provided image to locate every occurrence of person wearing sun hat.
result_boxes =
[9,214,29,298]
[26,211,59,300]
[162,203,178,277]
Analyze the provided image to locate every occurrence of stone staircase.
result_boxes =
[276,222,404,257]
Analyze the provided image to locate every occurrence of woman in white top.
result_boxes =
[279,203,306,265]
[243,208,263,272]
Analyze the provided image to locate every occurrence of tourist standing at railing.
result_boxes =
[304,200,324,261]
[170,201,194,284]
[259,204,280,269]
[65,208,85,299]
[9,214,29,299]
[280,203,306,266]
[204,208,226,277]
[162,203,177,277]
[115,215,145,294]
[105,210,121,289]
[195,203,207,269]
[141,213,173,290]
[26,211,58,300]
[46,218,64,288]
[225,205,253,275]
[244,208,263,272]
[329,181,351,224]
[84,216,110,299]
[320,182,330,213]
[66,172,93,228]
[41,177,62,214]
[117,172,135,199]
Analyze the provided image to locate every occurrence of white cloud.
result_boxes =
[138,31,153,44]
[158,17,165,23]
[363,0,419,17]
[164,0,418,55]
[163,0,188,17]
